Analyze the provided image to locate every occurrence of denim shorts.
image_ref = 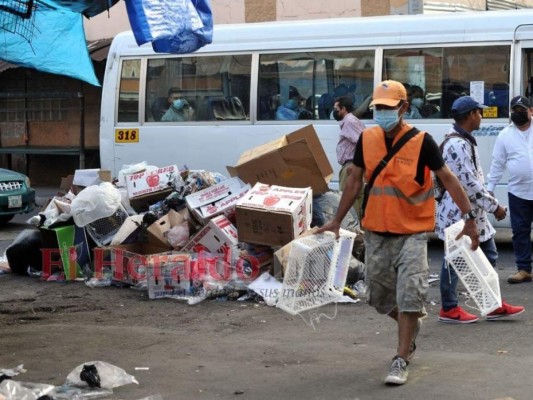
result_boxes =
[364,231,429,315]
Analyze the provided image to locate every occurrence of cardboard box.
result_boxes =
[125,164,181,199]
[146,253,192,299]
[40,225,91,280]
[147,209,191,249]
[185,177,250,223]
[235,183,312,247]
[128,188,174,213]
[227,125,333,194]
[73,169,112,187]
[182,215,238,253]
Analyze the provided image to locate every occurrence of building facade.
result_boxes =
[2,0,533,185]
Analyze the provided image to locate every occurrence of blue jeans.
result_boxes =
[440,237,498,311]
[508,192,533,273]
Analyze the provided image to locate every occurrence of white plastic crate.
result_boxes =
[277,229,356,315]
[444,220,501,316]
[85,204,129,247]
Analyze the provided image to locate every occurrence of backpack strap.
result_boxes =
[435,132,478,202]
[440,133,478,170]
[362,127,421,217]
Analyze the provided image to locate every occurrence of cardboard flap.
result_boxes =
[185,177,245,209]
[236,136,288,165]
[286,125,333,179]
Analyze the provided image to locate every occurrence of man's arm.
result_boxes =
[486,135,507,193]
[316,165,364,237]
[434,165,480,249]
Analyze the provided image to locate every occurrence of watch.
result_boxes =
[462,209,477,220]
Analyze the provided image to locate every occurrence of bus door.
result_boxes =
[513,33,533,101]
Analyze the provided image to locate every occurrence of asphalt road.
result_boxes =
[1,187,532,400]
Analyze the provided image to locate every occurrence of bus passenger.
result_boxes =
[161,87,194,122]
[404,84,423,119]
[275,86,307,120]
[318,80,479,386]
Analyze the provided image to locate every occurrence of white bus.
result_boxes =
[100,9,533,227]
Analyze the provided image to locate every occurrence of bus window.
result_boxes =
[383,45,510,119]
[258,50,374,121]
[145,55,252,122]
[118,59,141,123]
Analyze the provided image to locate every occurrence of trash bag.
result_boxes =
[311,191,359,231]
[6,230,43,275]
[79,364,101,388]
[70,182,122,227]
[125,0,213,54]
[65,361,138,390]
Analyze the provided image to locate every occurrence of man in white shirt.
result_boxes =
[487,95,533,284]
[334,96,366,220]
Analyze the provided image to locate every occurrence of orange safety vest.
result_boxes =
[361,124,435,234]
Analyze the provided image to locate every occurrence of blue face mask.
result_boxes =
[411,98,424,109]
[285,99,298,110]
[172,99,188,110]
[374,108,400,132]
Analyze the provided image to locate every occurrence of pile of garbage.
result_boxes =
[4,126,366,308]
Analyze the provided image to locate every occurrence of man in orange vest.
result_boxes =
[318,80,479,386]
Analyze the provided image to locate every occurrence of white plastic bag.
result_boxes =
[71,183,122,227]
[65,361,138,389]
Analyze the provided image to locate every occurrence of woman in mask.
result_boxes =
[403,84,424,119]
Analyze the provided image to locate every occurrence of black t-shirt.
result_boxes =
[353,131,444,186]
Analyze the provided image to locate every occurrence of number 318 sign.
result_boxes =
[115,128,139,143]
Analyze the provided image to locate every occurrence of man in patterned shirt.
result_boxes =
[436,96,525,323]
[334,95,366,221]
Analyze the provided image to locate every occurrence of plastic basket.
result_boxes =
[277,229,356,315]
[444,220,501,316]
[85,204,129,247]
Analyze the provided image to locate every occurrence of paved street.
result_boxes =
[0,188,532,399]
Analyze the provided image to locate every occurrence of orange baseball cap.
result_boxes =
[370,80,407,107]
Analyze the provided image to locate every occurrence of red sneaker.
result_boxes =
[438,306,479,324]
[486,301,525,320]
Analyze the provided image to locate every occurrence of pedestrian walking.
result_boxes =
[317,80,479,386]
[436,96,525,323]
[334,95,366,221]
[487,95,533,284]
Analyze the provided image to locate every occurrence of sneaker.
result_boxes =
[486,301,525,320]
[408,318,422,362]
[384,356,408,385]
[438,306,479,324]
[507,270,532,284]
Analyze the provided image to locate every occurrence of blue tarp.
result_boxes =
[125,0,213,54]
[0,6,100,86]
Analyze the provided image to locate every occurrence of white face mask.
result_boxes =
[411,98,424,108]
[373,108,401,132]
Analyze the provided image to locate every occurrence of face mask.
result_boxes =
[411,98,424,108]
[374,108,400,132]
[286,99,298,110]
[332,110,342,121]
[511,111,530,126]
[172,99,188,110]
